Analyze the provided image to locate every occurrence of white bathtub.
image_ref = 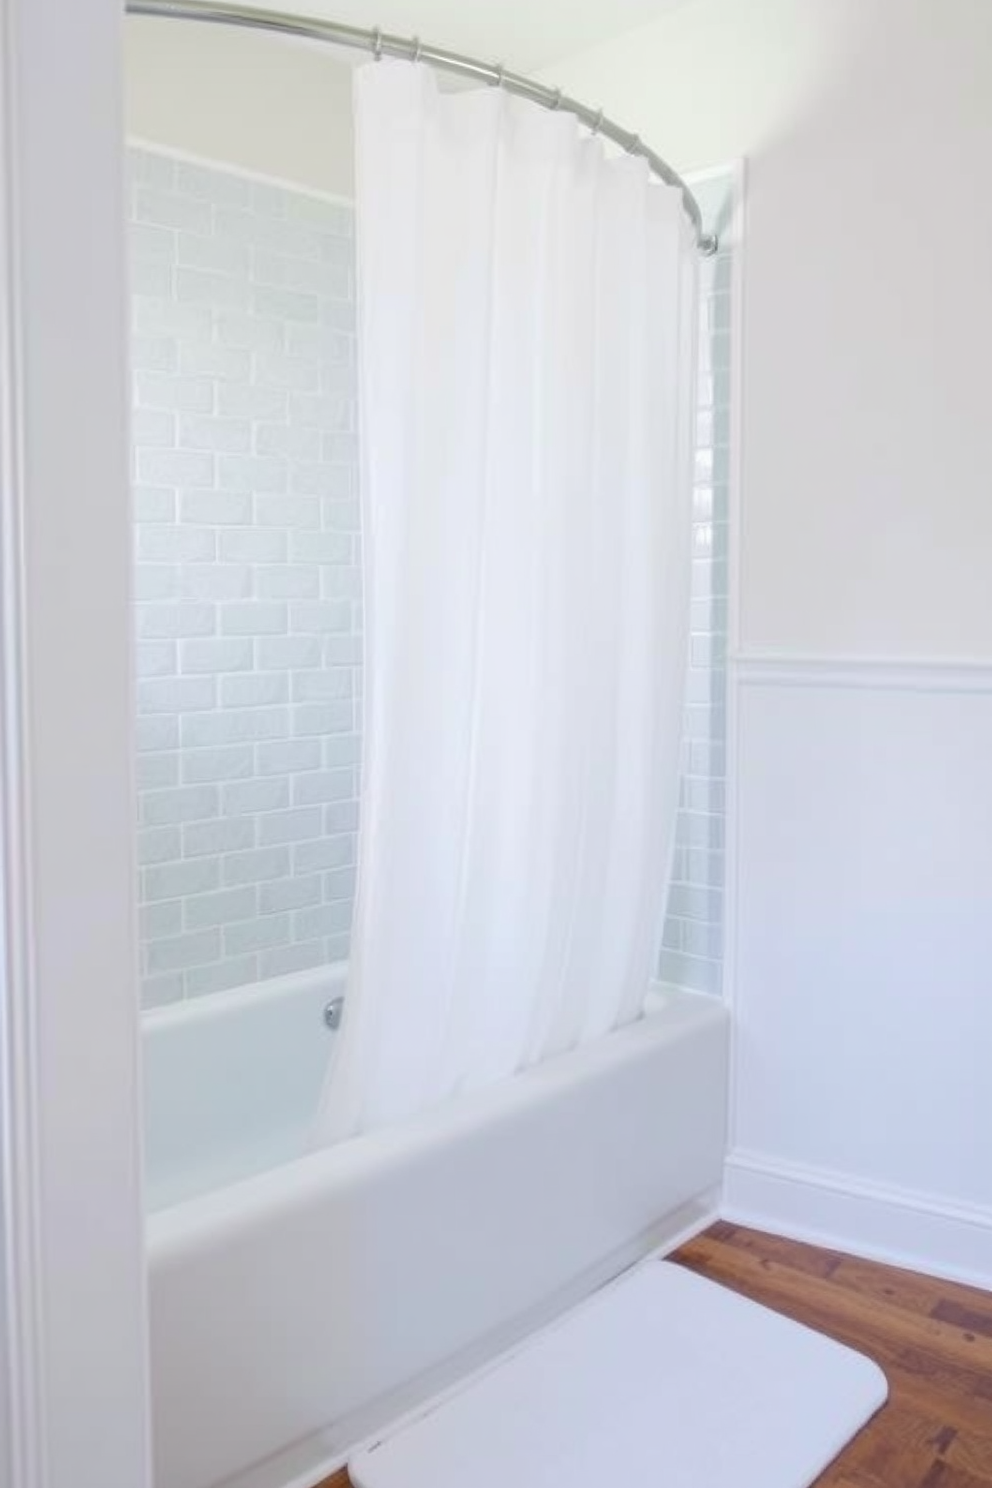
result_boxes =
[144,968,729,1488]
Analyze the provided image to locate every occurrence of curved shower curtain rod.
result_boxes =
[126,0,719,255]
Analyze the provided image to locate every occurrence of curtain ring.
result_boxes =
[494,62,505,88]
[411,35,422,62]
[371,26,383,61]
[551,86,563,110]
[591,107,604,136]
[627,132,641,155]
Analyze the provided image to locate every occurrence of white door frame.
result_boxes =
[0,0,152,1484]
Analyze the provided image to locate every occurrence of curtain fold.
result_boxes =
[315,62,698,1143]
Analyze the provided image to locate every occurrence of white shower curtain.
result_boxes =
[316,62,698,1142]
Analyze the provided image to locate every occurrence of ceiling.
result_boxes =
[261,0,693,73]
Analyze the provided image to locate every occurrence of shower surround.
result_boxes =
[129,148,732,1012]
[128,146,361,1005]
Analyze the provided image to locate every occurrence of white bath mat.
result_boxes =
[349,1260,887,1488]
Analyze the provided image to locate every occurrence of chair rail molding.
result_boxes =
[731,650,992,693]
[0,0,152,1484]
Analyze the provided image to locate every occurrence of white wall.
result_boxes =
[125,18,354,196]
[546,0,992,1284]
[728,662,992,1284]
[545,0,992,659]
[235,0,692,73]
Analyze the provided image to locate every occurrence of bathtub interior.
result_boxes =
[141,970,689,1213]
[142,964,344,1211]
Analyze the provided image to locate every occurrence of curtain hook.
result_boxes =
[551,86,563,110]
[371,26,383,61]
[591,106,604,136]
[412,35,422,63]
[494,61,505,88]
[627,132,642,155]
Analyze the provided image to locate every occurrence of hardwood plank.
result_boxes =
[835,1400,953,1482]
[828,1255,992,1332]
[949,1432,992,1481]
[831,1256,966,1321]
[887,1362,992,1442]
[918,1465,992,1488]
[676,1244,992,1441]
[717,1222,847,1281]
[820,1475,891,1488]
[933,1299,992,1340]
[678,1230,992,1485]
[704,1217,741,1244]
[675,1235,992,1376]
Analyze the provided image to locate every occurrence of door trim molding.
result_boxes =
[0,2,48,1478]
[0,1,152,1484]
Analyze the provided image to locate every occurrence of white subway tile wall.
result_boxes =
[130,147,730,1009]
[128,147,361,1007]
[658,173,734,997]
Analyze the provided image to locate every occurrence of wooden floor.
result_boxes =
[319,1222,992,1487]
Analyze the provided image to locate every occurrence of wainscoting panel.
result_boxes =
[724,657,992,1287]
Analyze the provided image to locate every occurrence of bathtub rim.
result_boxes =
[147,984,727,1258]
[141,960,347,1035]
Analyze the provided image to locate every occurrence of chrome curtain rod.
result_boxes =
[126,0,719,255]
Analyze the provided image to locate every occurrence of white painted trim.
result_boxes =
[725,161,746,664]
[719,162,745,1155]
[686,159,746,659]
[0,5,47,1483]
[684,160,736,189]
[126,133,354,207]
[724,1150,992,1291]
[705,160,745,1163]
[0,0,152,1484]
[685,156,746,661]
[732,651,992,693]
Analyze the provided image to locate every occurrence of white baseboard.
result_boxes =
[724,1150,992,1291]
